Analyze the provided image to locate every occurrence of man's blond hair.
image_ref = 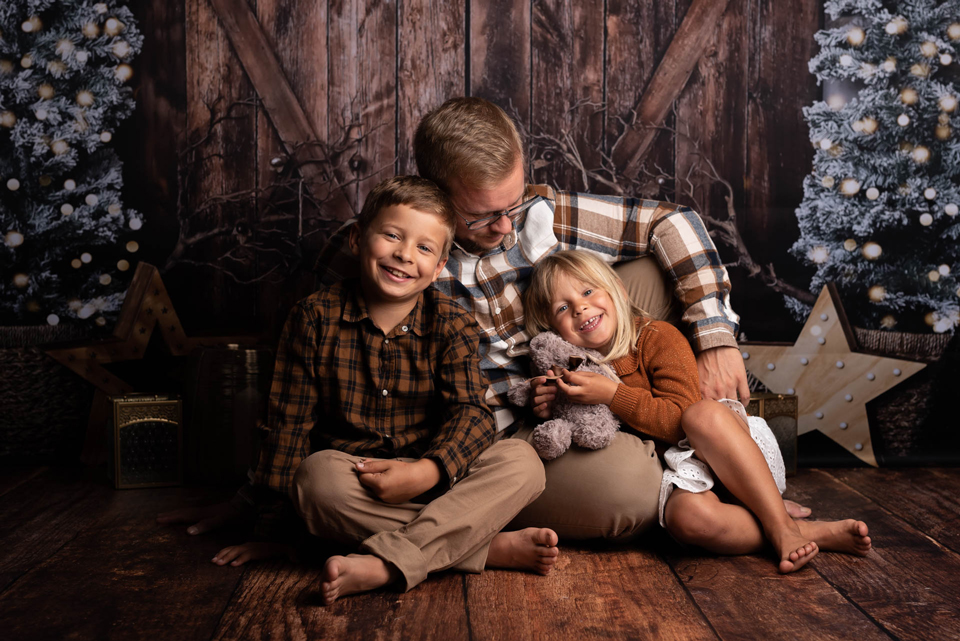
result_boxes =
[524,251,650,362]
[414,97,525,191]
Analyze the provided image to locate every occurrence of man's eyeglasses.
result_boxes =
[455,196,542,230]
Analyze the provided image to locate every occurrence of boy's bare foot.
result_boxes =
[321,554,397,605]
[768,524,818,574]
[784,499,812,519]
[486,528,560,575]
[797,519,871,556]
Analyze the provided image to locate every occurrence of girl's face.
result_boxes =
[548,272,617,354]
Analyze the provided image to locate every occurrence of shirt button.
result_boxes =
[381,389,389,397]
[384,339,389,345]
[401,325,409,332]
[494,306,501,315]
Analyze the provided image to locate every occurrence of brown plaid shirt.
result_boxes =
[314,184,739,432]
[253,279,496,498]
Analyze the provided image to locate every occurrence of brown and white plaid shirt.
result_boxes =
[314,184,739,432]
[253,279,497,498]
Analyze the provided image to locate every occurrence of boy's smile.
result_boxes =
[349,204,449,312]
[549,273,617,353]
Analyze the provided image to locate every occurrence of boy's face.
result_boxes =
[349,204,450,307]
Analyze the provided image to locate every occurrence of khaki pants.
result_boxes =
[507,427,662,540]
[506,256,675,541]
[293,438,545,591]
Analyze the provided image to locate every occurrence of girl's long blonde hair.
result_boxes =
[524,250,650,362]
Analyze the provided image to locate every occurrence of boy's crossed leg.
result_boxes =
[294,439,557,604]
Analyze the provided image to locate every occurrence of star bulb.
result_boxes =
[819,138,833,150]
[898,114,911,127]
[900,88,918,104]
[37,83,55,99]
[61,203,74,216]
[860,117,878,134]
[840,54,854,67]
[51,140,69,155]
[85,194,99,206]
[6,178,20,191]
[868,285,886,302]
[81,252,92,264]
[882,57,897,72]
[886,16,908,35]
[940,95,958,112]
[949,23,960,41]
[0,111,16,128]
[117,260,130,271]
[47,315,60,326]
[821,175,836,188]
[924,188,937,200]
[76,90,95,107]
[866,187,880,200]
[64,179,76,191]
[115,64,133,82]
[100,131,112,143]
[920,41,938,57]
[928,270,941,282]
[844,239,858,251]
[111,41,131,58]
[942,54,954,66]
[945,203,959,217]
[910,63,930,77]
[912,146,931,163]
[920,213,934,226]
[12,273,29,289]
[880,315,897,329]
[126,241,140,253]
[99,274,112,285]
[82,22,99,39]
[939,264,951,276]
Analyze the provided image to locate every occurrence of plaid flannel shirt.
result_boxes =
[253,279,497,499]
[314,184,739,431]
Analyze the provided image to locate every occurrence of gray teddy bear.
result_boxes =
[508,331,622,460]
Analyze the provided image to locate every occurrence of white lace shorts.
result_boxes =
[658,398,787,528]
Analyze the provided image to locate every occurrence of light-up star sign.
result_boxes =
[740,284,925,466]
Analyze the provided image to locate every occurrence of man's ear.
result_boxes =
[432,256,448,282]
[348,223,361,257]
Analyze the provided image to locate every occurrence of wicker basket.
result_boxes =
[0,325,94,463]
[854,327,958,465]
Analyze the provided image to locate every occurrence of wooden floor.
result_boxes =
[2,466,960,641]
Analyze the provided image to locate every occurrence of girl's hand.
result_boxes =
[532,369,558,419]
[212,541,295,566]
[556,369,618,406]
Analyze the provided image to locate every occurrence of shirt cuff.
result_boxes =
[689,327,739,353]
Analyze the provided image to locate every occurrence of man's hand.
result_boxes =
[356,458,442,504]
[554,369,618,406]
[532,369,558,419]
[156,500,251,535]
[696,346,750,402]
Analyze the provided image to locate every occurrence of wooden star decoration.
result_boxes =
[45,262,254,396]
[739,283,926,466]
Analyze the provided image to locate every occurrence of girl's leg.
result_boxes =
[664,489,765,554]
[681,400,817,573]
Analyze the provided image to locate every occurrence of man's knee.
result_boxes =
[479,438,546,496]
[615,256,679,324]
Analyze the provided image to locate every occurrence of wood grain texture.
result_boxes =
[787,468,960,641]
[466,544,717,641]
[663,547,891,641]
[674,0,747,225]
[182,0,258,331]
[213,563,468,640]
[605,0,677,191]
[739,0,820,339]
[329,0,397,214]
[611,0,734,176]
[469,0,531,154]
[0,466,47,500]
[531,0,604,190]
[255,0,332,335]
[0,482,240,640]
[0,468,111,592]
[397,0,465,175]
[824,467,960,555]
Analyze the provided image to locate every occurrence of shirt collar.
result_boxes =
[342,279,428,337]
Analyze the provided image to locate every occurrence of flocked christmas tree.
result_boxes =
[1,1,142,328]
[791,0,960,334]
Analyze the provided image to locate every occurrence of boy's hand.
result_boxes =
[555,369,618,406]
[212,541,294,567]
[356,458,441,504]
[532,369,558,419]
[156,500,251,535]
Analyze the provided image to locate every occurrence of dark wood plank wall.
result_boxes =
[126,0,822,341]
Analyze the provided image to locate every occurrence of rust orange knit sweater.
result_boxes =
[609,319,702,446]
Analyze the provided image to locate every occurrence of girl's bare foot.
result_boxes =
[486,528,560,575]
[797,519,871,556]
[321,554,397,605]
[768,524,818,574]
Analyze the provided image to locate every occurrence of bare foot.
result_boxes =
[797,519,871,556]
[768,524,818,574]
[784,499,812,519]
[321,554,397,605]
[486,528,560,575]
